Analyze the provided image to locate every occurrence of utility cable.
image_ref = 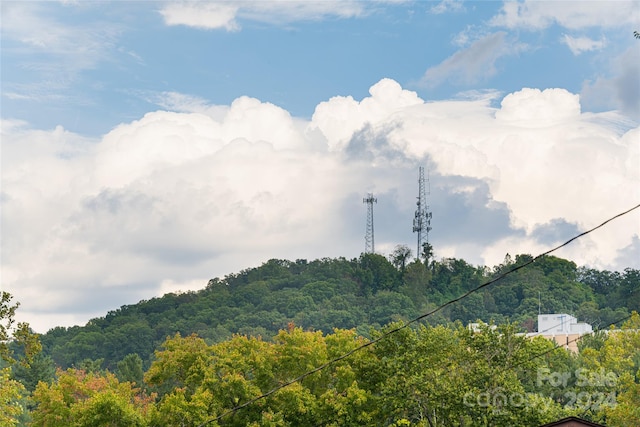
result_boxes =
[201,203,640,425]
[508,312,634,371]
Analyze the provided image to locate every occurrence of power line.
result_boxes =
[429,313,635,397]
[388,203,639,334]
[201,202,640,425]
[508,312,634,370]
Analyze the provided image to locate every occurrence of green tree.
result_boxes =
[598,312,640,426]
[37,254,633,373]
[0,366,26,427]
[31,368,154,427]
[367,322,566,426]
[1,292,44,425]
[146,326,377,426]
[144,333,213,397]
[1,292,41,365]
[421,241,434,267]
[449,292,486,324]
[116,353,144,386]
[355,253,401,294]
[74,390,148,427]
[1,292,19,362]
[614,269,640,311]
[11,351,56,392]
[390,245,412,273]
[73,358,105,374]
[399,259,432,309]
[431,257,482,300]
[368,291,417,326]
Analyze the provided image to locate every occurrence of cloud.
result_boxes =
[138,91,231,120]
[430,0,465,15]
[147,91,219,113]
[614,235,640,269]
[581,46,640,119]
[3,79,639,333]
[490,0,639,30]
[311,78,423,151]
[419,32,525,88]
[0,2,121,101]
[495,88,581,125]
[562,34,606,55]
[0,2,120,65]
[530,218,582,246]
[158,0,367,30]
[237,0,367,24]
[159,2,241,31]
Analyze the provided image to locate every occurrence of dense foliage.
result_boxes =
[2,252,639,425]
[38,254,637,371]
[7,310,640,426]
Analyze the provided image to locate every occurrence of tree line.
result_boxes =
[1,251,638,425]
[2,291,639,425]
[37,253,638,372]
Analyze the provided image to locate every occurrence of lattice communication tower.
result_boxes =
[412,167,432,258]
[363,193,377,254]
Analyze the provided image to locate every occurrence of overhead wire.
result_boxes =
[200,202,640,425]
[508,312,634,371]
[403,313,636,390]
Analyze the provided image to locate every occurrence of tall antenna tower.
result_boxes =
[363,193,377,253]
[413,166,432,259]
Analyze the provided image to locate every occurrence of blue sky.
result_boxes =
[2,1,639,332]
[4,1,637,135]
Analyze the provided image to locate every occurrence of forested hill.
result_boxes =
[40,253,638,370]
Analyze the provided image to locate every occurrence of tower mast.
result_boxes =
[413,167,432,259]
[363,193,377,253]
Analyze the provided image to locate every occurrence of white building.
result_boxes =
[537,314,593,335]
[529,314,594,352]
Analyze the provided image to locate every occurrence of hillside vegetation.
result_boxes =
[2,253,639,426]
[38,253,637,371]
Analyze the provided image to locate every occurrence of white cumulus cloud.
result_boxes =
[562,34,606,55]
[420,32,526,88]
[2,80,639,333]
[159,2,240,31]
[490,0,639,30]
[158,0,367,30]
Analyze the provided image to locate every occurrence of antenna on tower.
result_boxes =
[538,291,541,315]
[363,193,377,254]
[413,166,432,260]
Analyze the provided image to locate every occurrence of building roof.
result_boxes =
[538,416,606,427]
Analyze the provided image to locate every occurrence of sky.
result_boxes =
[1,0,639,333]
